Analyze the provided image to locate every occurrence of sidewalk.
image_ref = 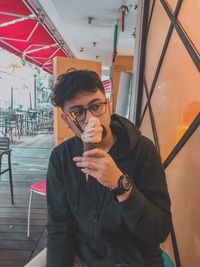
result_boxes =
[0,132,54,267]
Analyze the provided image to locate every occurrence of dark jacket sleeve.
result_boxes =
[46,149,76,267]
[120,140,171,247]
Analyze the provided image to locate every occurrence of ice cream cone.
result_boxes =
[83,142,97,181]
[81,117,107,182]
[83,142,97,152]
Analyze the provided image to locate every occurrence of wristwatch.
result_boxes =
[112,173,132,196]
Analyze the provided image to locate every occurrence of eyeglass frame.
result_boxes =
[63,99,109,124]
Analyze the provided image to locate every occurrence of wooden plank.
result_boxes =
[0,218,46,225]
[0,212,46,220]
[0,260,28,267]
[0,224,44,233]
[0,249,31,260]
[0,240,35,250]
[0,197,46,206]
[0,232,40,241]
[0,207,46,214]
[0,132,54,265]
[0,202,46,208]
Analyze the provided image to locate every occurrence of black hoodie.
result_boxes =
[46,114,171,267]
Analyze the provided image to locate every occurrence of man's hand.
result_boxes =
[73,148,122,189]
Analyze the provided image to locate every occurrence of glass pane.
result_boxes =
[165,127,200,267]
[178,0,200,53]
[139,107,154,143]
[151,30,200,160]
[145,0,171,89]
[116,72,132,118]
[165,0,178,12]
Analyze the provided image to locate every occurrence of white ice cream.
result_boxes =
[81,117,103,144]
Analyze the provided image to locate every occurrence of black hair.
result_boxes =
[50,69,105,108]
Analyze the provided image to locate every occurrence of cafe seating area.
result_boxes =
[0,109,53,142]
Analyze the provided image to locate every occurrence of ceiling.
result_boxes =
[37,0,137,76]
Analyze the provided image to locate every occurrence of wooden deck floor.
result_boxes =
[0,132,55,267]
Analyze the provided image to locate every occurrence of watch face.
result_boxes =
[122,176,131,190]
[112,174,132,196]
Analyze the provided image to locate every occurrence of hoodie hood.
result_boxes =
[110,113,141,160]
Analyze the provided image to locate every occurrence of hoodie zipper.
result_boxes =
[94,185,106,238]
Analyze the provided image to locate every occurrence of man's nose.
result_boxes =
[84,109,94,124]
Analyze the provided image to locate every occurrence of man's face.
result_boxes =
[61,90,112,138]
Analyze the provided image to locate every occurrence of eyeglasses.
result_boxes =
[64,100,108,123]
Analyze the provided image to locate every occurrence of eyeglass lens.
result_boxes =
[72,102,107,122]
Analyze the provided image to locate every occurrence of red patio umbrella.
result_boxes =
[0,0,73,73]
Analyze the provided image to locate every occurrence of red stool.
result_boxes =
[27,178,46,238]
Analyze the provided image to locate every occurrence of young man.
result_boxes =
[46,70,171,267]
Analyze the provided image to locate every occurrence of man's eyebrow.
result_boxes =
[88,98,104,105]
[69,105,83,110]
[69,98,104,110]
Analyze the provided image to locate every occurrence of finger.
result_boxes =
[73,156,84,162]
[83,148,107,157]
[76,161,99,170]
[73,156,100,163]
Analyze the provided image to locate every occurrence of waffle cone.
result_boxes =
[83,142,97,152]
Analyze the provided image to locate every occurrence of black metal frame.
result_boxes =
[143,75,160,153]
[170,221,182,267]
[139,21,174,125]
[134,1,200,266]
[139,0,183,126]
[160,0,200,72]
[135,0,150,127]
[146,0,155,35]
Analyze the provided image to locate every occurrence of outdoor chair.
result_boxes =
[0,136,14,204]
[27,178,46,238]
[8,114,21,142]
[0,114,9,136]
[26,110,38,136]
[0,114,20,142]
